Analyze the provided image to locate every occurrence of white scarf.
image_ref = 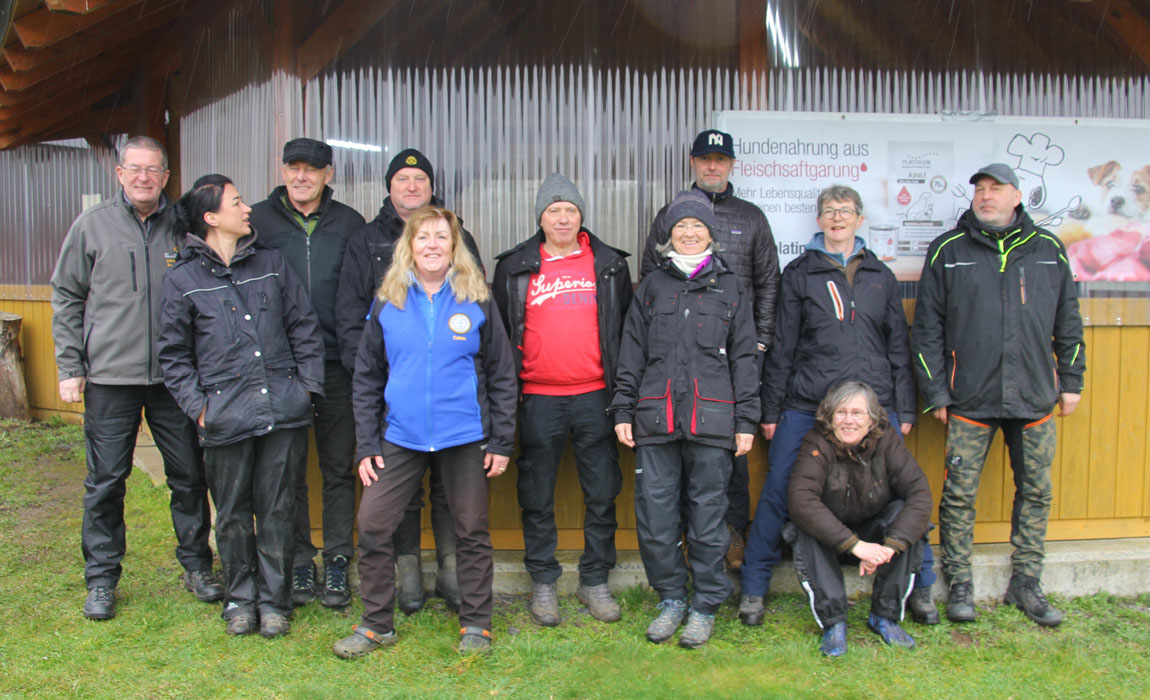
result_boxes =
[667,246,713,278]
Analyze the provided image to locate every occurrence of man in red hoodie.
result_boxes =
[492,174,633,627]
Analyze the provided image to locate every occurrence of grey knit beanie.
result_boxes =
[664,189,717,236]
[534,173,586,225]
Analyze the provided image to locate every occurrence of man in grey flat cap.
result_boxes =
[912,163,1085,628]
[492,174,633,627]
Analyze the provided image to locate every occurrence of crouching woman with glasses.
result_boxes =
[784,381,932,657]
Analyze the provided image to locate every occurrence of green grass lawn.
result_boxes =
[1,419,1147,700]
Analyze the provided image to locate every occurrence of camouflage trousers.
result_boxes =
[939,414,1056,585]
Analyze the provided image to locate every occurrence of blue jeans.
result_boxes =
[740,410,936,597]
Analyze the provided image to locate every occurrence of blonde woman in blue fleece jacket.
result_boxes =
[333,206,517,659]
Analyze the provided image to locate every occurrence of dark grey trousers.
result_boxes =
[786,499,924,628]
[635,441,733,614]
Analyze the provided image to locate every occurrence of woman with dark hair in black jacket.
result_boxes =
[158,174,325,638]
[610,189,759,649]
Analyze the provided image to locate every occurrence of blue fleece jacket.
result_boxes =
[377,282,488,451]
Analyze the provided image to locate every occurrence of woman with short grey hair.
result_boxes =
[739,183,939,629]
[785,381,933,656]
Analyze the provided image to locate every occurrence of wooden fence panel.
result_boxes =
[5,295,1148,548]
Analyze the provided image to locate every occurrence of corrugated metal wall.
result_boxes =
[0,141,120,293]
[173,67,1150,273]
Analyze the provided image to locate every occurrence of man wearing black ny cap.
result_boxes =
[912,163,1085,627]
[250,137,366,608]
[336,148,482,614]
[642,129,780,570]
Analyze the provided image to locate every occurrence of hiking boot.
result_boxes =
[645,598,687,643]
[575,583,621,623]
[725,524,746,569]
[291,563,317,607]
[184,569,224,603]
[908,584,940,625]
[946,581,976,623]
[819,621,848,657]
[459,626,492,654]
[225,609,257,636]
[333,625,396,659]
[678,609,716,649]
[1004,574,1063,627]
[529,581,560,627]
[83,586,116,620]
[259,612,291,638]
[867,613,916,649]
[738,594,765,626]
[396,554,425,614]
[435,555,461,613]
[322,555,351,608]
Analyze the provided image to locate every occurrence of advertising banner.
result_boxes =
[715,111,1150,288]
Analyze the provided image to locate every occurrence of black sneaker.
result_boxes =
[1005,574,1063,627]
[946,581,976,623]
[908,584,940,625]
[184,569,224,603]
[291,563,317,607]
[84,586,116,620]
[322,556,351,608]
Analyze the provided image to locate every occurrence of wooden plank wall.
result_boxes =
[4,293,1148,548]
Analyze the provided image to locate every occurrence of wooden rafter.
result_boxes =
[808,0,905,69]
[296,0,394,82]
[12,0,150,50]
[1075,0,1150,73]
[44,0,117,12]
[0,76,125,122]
[0,42,138,92]
[3,2,183,75]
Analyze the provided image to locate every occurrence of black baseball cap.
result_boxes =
[969,163,1020,189]
[282,138,333,168]
[691,129,735,158]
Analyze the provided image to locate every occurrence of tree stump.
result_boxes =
[0,312,31,421]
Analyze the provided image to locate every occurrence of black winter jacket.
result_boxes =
[788,425,932,554]
[491,227,633,397]
[158,234,326,447]
[642,183,780,347]
[762,242,916,425]
[610,255,760,450]
[352,293,518,461]
[250,186,365,361]
[911,207,1086,420]
[335,196,482,372]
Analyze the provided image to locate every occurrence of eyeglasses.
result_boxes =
[120,165,167,177]
[833,409,869,421]
[672,221,709,232]
[820,207,858,219]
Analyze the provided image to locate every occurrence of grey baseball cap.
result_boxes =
[969,163,1020,189]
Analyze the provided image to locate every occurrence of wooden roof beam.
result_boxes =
[4,1,183,74]
[296,0,394,82]
[12,0,149,50]
[1075,0,1150,73]
[808,0,905,69]
[0,81,129,148]
[0,77,125,123]
[45,0,118,12]
[0,43,139,92]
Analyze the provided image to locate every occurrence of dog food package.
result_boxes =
[888,141,954,256]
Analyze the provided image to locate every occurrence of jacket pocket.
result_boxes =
[635,378,673,437]
[691,378,735,438]
[693,297,732,349]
